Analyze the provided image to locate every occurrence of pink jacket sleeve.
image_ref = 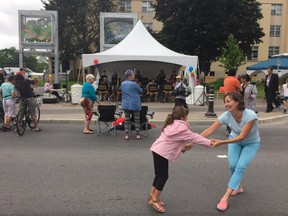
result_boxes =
[180,128,211,147]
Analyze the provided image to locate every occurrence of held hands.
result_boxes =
[209,140,215,147]
[181,139,223,153]
[210,139,223,147]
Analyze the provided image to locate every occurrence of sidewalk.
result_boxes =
[40,99,288,125]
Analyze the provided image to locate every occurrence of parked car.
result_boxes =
[4,67,44,80]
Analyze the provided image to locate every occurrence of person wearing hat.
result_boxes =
[174,75,188,109]
[121,69,143,140]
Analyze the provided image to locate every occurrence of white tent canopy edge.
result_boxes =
[82,19,197,68]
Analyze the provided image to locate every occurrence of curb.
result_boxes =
[257,114,288,124]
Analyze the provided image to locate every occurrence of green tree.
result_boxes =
[218,34,246,71]
[152,0,264,72]
[41,0,116,61]
[0,47,47,72]
[0,47,19,68]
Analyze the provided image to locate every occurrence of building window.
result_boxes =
[268,46,280,57]
[120,0,131,12]
[247,46,258,61]
[143,23,153,31]
[142,1,153,12]
[270,25,281,37]
[271,4,282,16]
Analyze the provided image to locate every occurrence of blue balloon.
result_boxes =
[188,66,193,72]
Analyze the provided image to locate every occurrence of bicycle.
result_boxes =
[15,95,42,136]
[58,84,71,103]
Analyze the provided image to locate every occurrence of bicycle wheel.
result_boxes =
[28,108,40,129]
[16,111,26,136]
[62,92,71,103]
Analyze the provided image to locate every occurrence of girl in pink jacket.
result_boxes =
[148,106,212,213]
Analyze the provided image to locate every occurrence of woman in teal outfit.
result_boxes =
[81,74,100,134]
[193,91,260,211]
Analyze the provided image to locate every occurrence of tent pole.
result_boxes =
[81,59,85,85]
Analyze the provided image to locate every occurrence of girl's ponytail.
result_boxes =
[162,106,189,131]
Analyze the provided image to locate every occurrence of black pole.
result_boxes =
[65,70,68,91]
[205,85,217,117]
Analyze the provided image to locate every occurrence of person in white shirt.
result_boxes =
[281,78,288,114]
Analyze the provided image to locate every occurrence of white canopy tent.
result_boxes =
[82,19,199,104]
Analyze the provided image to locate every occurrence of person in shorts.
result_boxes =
[0,75,16,131]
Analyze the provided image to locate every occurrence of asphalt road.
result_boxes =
[0,121,287,216]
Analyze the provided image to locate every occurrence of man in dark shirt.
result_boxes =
[14,74,42,131]
[264,67,279,113]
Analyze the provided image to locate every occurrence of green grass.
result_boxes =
[256,84,264,99]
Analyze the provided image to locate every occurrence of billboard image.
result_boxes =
[104,17,134,44]
[100,13,138,51]
[21,16,52,43]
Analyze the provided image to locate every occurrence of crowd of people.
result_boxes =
[96,69,183,103]
[0,68,41,132]
[223,67,288,115]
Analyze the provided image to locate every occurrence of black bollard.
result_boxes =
[205,85,217,117]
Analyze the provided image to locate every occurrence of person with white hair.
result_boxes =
[121,69,143,140]
[80,74,101,134]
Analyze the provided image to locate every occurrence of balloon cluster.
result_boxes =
[188,66,196,77]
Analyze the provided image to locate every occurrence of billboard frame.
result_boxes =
[100,12,138,52]
[18,10,60,83]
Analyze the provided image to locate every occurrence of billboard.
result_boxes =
[21,16,52,43]
[100,13,138,51]
[19,10,57,46]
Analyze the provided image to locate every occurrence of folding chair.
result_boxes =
[129,106,155,137]
[147,84,158,102]
[97,83,109,101]
[162,83,174,102]
[94,105,122,136]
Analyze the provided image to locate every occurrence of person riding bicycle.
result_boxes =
[14,74,42,132]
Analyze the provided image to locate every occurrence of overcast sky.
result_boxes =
[0,0,44,50]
